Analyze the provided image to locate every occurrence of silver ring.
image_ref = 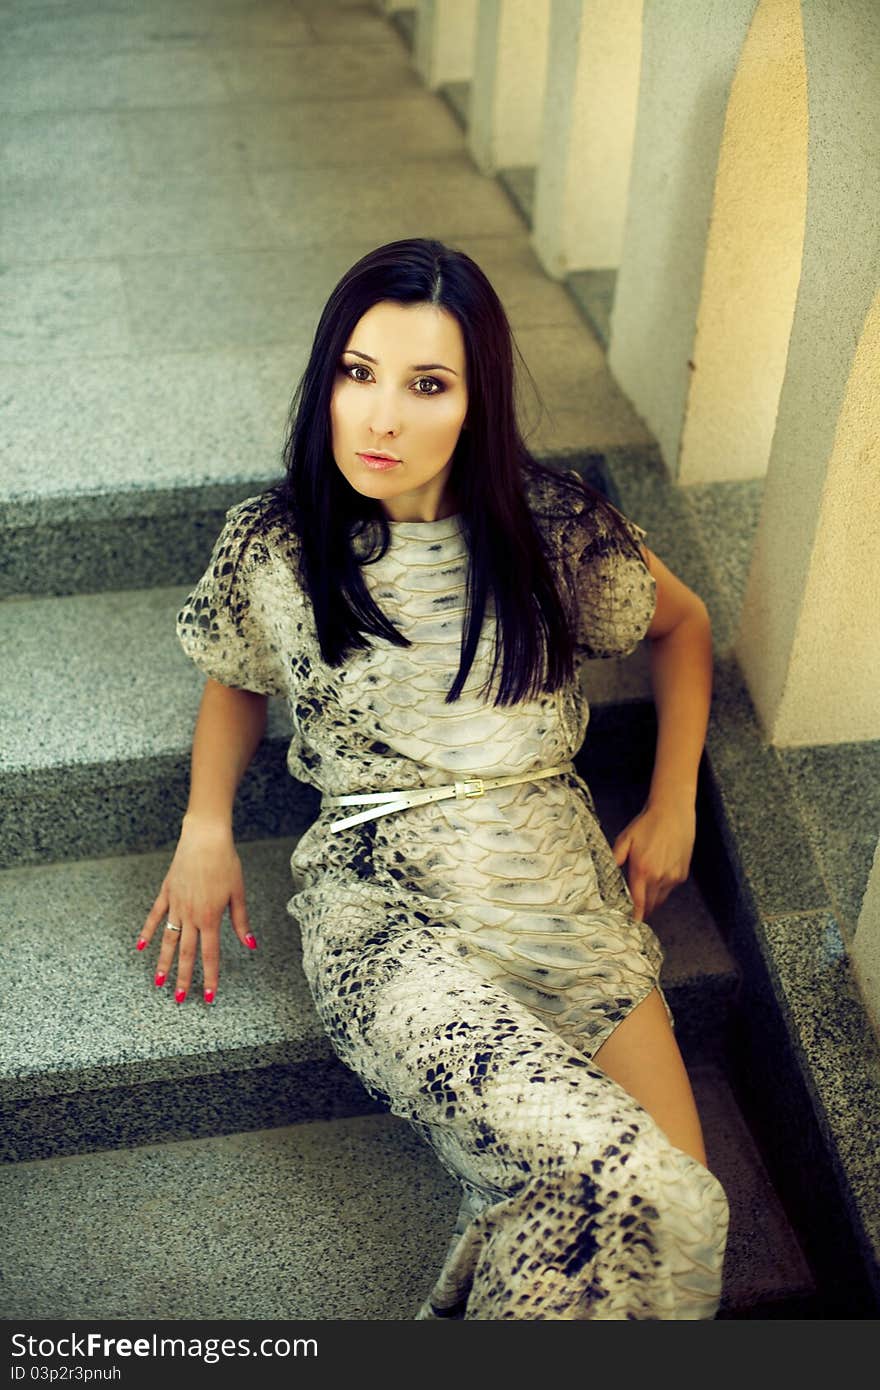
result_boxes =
[164,921,182,934]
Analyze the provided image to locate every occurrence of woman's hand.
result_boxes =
[136,814,257,1003]
[611,797,696,922]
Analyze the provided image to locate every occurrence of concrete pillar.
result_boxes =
[413,0,479,89]
[468,0,551,175]
[853,839,880,1039]
[736,284,880,745]
[733,1,880,746]
[677,0,807,483]
[532,0,642,280]
[590,1,879,745]
[608,0,760,476]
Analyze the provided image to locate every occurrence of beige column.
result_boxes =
[677,0,808,483]
[734,1,880,746]
[585,0,879,742]
[736,286,880,745]
[413,0,479,90]
[853,841,880,1039]
[468,0,551,175]
[532,0,642,280]
[607,0,760,476]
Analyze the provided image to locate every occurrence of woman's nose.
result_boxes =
[368,389,401,439]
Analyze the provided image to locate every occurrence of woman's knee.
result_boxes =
[464,1133,729,1319]
[555,1115,730,1259]
[543,1132,729,1310]
[591,987,709,1168]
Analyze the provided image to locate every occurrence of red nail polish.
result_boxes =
[175,988,187,1003]
[154,972,166,987]
[136,939,147,951]
[204,989,215,1004]
[245,934,258,950]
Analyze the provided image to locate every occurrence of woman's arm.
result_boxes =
[642,547,713,811]
[138,678,270,1002]
[184,677,270,831]
[611,548,713,922]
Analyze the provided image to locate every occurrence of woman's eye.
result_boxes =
[340,363,442,394]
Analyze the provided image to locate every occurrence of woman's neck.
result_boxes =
[380,492,460,524]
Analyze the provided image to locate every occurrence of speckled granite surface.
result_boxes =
[566,269,618,353]
[777,742,880,943]
[761,911,880,1293]
[3,495,259,600]
[0,585,314,867]
[603,449,756,654]
[0,1113,462,1321]
[0,1071,814,1320]
[1,813,737,1161]
[605,456,880,1312]
[696,1066,815,1316]
[1,835,385,1163]
[2,839,338,1120]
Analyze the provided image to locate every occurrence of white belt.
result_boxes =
[325,763,573,833]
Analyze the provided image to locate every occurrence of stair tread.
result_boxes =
[1,580,654,873]
[0,348,306,518]
[2,839,320,1102]
[0,1112,456,1321]
[1,583,654,777]
[691,1067,816,1313]
[0,1067,814,1320]
[1,839,737,1107]
[1,583,258,774]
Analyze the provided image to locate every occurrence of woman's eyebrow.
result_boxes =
[344,347,459,377]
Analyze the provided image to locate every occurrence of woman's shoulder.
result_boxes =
[520,463,655,659]
[217,485,301,570]
[521,458,581,515]
[521,460,641,550]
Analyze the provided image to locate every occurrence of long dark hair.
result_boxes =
[264,238,626,705]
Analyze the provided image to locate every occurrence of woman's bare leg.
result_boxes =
[592,987,708,1168]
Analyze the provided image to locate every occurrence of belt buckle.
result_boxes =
[455,777,485,800]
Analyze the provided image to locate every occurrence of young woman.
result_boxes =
[138,238,730,1320]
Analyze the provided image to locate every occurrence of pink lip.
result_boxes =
[357,452,402,472]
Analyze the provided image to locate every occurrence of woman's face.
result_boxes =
[330,299,468,522]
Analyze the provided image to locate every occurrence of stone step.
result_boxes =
[1,835,739,1165]
[1,441,611,600]
[1,477,283,602]
[0,1068,817,1320]
[0,545,655,870]
[0,583,313,869]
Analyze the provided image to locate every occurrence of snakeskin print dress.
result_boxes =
[177,467,730,1320]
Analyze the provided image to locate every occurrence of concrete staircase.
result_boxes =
[0,559,821,1320]
[1,657,818,1320]
[2,0,875,1322]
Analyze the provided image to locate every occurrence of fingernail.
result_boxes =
[136,939,147,951]
[175,988,187,1004]
[204,989,215,1004]
[154,972,166,987]
[245,934,258,950]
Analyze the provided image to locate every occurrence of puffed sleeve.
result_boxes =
[567,491,657,660]
[176,495,289,696]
